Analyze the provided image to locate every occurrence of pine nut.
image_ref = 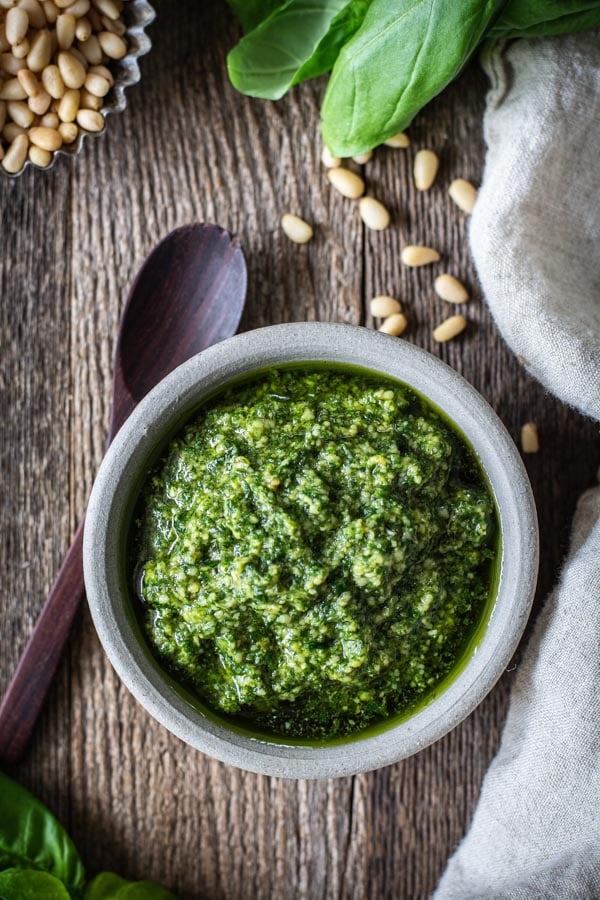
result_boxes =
[100,13,124,35]
[379,313,408,336]
[521,422,539,454]
[327,166,364,199]
[27,28,52,70]
[3,121,26,140]
[65,0,90,14]
[93,0,119,20]
[74,15,90,40]
[57,49,85,87]
[0,76,27,98]
[75,105,101,130]
[28,141,51,165]
[370,295,401,318]
[352,150,372,165]
[383,132,409,149]
[18,0,45,28]
[88,61,112,84]
[11,36,28,57]
[321,145,341,168]
[449,178,478,214]
[77,32,101,62]
[1,50,23,73]
[401,245,440,267]
[359,196,390,231]
[57,118,75,141]
[1,130,27,170]
[39,110,58,126]
[27,87,50,113]
[29,123,61,148]
[17,67,41,97]
[97,29,125,58]
[7,97,33,126]
[281,213,313,244]
[57,85,77,119]
[84,70,108,96]
[434,274,469,304]
[433,315,467,343]
[56,12,76,49]
[79,86,99,108]
[413,149,439,191]
[42,63,65,97]
[43,1,59,23]
[5,5,28,44]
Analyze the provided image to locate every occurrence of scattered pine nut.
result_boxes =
[433,315,467,343]
[401,245,440,267]
[413,149,439,191]
[370,295,401,318]
[359,196,390,231]
[379,313,408,336]
[281,213,313,244]
[321,145,341,168]
[97,29,126,59]
[521,422,539,454]
[449,178,478,214]
[327,166,365,199]
[434,274,469,304]
[383,132,410,149]
[5,6,29,45]
[352,150,372,165]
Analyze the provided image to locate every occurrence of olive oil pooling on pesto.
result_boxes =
[132,368,497,740]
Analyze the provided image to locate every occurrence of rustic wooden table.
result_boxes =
[1,2,598,898]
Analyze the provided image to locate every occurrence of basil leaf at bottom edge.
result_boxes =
[0,868,71,899]
[84,872,178,900]
[0,772,85,897]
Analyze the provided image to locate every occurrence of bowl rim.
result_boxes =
[84,322,539,779]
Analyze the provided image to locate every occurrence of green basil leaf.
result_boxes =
[84,872,177,900]
[0,868,71,899]
[321,0,507,156]
[0,773,85,897]
[487,0,600,38]
[294,0,375,83]
[226,0,285,32]
[227,0,350,99]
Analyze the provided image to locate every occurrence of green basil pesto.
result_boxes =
[132,367,497,740]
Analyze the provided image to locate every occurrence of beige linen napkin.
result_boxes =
[435,31,600,900]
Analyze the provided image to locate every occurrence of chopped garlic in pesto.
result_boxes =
[133,368,496,740]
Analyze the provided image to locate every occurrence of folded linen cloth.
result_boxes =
[435,31,600,900]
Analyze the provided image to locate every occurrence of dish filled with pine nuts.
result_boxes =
[0,0,154,175]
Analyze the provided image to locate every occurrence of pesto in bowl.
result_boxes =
[131,366,497,741]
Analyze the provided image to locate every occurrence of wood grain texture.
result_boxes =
[0,1,597,898]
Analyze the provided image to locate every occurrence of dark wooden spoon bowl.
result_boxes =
[0,224,247,764]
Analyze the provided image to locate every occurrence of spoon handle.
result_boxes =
[0,518,85,764]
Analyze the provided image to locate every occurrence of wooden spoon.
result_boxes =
[0,224,247,764]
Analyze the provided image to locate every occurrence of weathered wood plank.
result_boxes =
[0,1,598,898]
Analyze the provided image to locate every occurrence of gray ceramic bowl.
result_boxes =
[84,323,538,779]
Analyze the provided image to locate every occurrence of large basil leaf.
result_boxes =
[0,868,71,899]
[84,872,177,899]
[487,0,600,37]
[294,0,375,82]
[226,0,284,32]
[227,0,350,99]
[0,773,85,898]
[321,0,507,156]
